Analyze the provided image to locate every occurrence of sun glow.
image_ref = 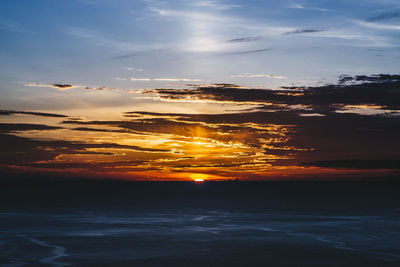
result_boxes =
[190,173,210,182]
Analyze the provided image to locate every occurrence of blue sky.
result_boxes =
[1,0,400,111]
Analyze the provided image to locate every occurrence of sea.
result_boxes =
[1,179,399,266]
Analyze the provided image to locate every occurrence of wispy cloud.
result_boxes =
[354,20,400,30]
[288,3,329,12]
[0,110,68,118]
[68,27,134,50]
[367,10,400,22]
[130,78,153,81]
[109,49,167,60]
[110,53,137,60]
[150,7,228,21]
[85,86,117,91]
[68,27,164,54]
[130,77,202,82]
[0,123,63,133]
[224,48,272,55]
[125,67,143,71]
[192,1,241,10]
[284,29,324,35]
[231,73,288,79]
[226,36,261,43]
[303,159,400,169]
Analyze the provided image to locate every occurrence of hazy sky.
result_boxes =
[1,0,400,180]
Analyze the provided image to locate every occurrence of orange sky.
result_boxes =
[1,76,400,181]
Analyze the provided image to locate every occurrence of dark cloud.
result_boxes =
[0,131,169,169]
[63,108,400,173]
[303,160,400,169]
[63,117,281,147]
[226,37,262,43]
[284,29,324,35]
[108,48,169,61]
[71,126,145,135]
[19,160,149,170]
[24,82,78,90]
[109,53,137,60]
[145,74,400,111]
[52,84,74,89]
[0,110,68,118]
[338,74,400,84]
[85,86,107,90]
[0,123,63,133]
[108,48,169,60]
[226,48,272,55]
[72,127,122,133]
[367,10,400,22]
[122,75,400,173]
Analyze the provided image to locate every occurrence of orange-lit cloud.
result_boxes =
[2,74,400,180]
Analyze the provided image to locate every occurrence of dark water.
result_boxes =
[1,180,400,266]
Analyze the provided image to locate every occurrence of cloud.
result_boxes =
[110,53,137,60]
[338,74,400,84]
[131,77,202,82]
[354,20,400,30]
[303,160,400,169]
[154,78,202,82]
[0,132,169,172]
[0,123,63,133]
[125,67,143,71]
[109,48,168,60]
[60,81,400,176]
[150,7,230,21]
[85,86,118,91]
[0,110,68,118]
[192,1,241,10]
[52,84,76,90]
[226,37,261,43]
[143,74,400,111]
[231,73,288,79]
[224,48,272,55]
[284,29,324,35]
[71,127,128,134]
[3,74,400,179]
[130,78,153,81]
[24,82,79,90]
[367,10,400,22]
[288,3,329,12]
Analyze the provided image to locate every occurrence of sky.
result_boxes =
[1,0,400,181]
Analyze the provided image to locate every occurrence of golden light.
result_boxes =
[190,173,210,182]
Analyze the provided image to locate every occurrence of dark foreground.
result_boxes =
[1,178,400,266]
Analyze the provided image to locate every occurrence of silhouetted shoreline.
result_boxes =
[1,176,399,212]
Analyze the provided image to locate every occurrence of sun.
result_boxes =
[189,173,209,182]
